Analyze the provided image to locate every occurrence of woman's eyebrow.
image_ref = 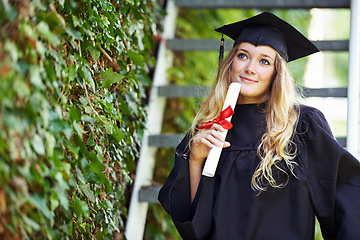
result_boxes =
[237,48,248,53]
[261,54,274,61]
[237,48,274,61]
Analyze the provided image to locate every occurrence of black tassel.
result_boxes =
[218,33,224,66]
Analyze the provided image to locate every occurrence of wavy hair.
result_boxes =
[190,43,301,191]
[190,46,238,137]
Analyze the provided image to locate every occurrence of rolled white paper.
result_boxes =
[202,82,241,177]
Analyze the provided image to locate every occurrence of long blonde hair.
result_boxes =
[190,43,301,191]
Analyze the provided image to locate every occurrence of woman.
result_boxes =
[158,12,360,240]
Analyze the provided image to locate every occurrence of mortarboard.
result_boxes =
[215,12,319,63]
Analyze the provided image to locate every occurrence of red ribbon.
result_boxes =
[198,105,234,130]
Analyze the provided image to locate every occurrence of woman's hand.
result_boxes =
[189,123,230,202]
[189,124,231,163]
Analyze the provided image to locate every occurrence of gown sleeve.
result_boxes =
[300,107,360,239]
[158,131,215,240]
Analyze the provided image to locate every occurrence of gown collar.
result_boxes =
[225,104,266,150]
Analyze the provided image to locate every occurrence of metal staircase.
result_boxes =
[125,0,359,239]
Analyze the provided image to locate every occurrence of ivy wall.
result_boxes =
[0,0,162,239]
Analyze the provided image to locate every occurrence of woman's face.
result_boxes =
[230,42,277,104]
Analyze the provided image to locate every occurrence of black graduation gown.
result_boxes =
[158,104,360,240]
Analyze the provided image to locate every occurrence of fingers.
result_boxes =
[200,133,222,148]
[190,124,230,162]
[223,141,231,148]
[195,124,227,147]
[211,123,226,132]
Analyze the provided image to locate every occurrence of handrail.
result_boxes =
[124,0,178,239]
[346,0,360,157]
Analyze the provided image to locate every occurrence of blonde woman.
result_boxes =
[158,12,360,240]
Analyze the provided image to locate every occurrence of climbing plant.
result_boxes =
[0,0,162,239]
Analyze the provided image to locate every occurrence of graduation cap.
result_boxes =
[215,12,319,63]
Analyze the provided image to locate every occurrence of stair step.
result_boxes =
[158,86,348,98]
[168,39,349,52]
[175,0,350,9]
[139,185,161,203]
[302,87,348,98]
[149,134,184,148]
[158,85,209,98]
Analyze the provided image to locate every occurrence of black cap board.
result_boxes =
[215,12,319,62]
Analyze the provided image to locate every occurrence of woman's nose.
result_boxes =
[244,61,256,75]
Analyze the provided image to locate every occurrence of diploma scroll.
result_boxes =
[202,82,241,177]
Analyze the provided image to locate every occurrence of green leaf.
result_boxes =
[54,173,70,210]
[87,45,101,61]
[80,222,86,230]
[72,15,82,27]
[73,121,85,135]
[45,132,56,157]
[76,167,86,184]
[105,123,113,135]
[119,98,131,115]
[45,60,57,82]
[82,66,96,92]
[29,193,53,220]
[111,124,125,142]
[68,64,76,81]
[32,134,45,155]
[15,79,31,98]
[79,96,88,106]
[96,230,105,240]
[84,106,92,114]
[89,160,105,177]
[101,15,110,27]
[65,28,82,40]
[40,12,63,32]
[23,215,41,231]
[50,191,60,210]
[101,68,125,89]
[70,105,81,121]
[2,0,17,22]
[37,21,59,45]
[79,182,96,203]
[125,89,139,115]
[127,50,144,66]
[89,160,110,192]
[77,56,90,65]
[4,41,18,62]
[72,196,89,219]
[74,134,98,162]
[29,66,45,90]
[81,115,96,124]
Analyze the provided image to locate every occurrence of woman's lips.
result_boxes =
[240,76,257,83]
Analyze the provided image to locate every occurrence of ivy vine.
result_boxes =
[0,0,163,238]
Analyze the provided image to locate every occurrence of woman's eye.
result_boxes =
[237,53,247,59]
[260,59,270,65]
